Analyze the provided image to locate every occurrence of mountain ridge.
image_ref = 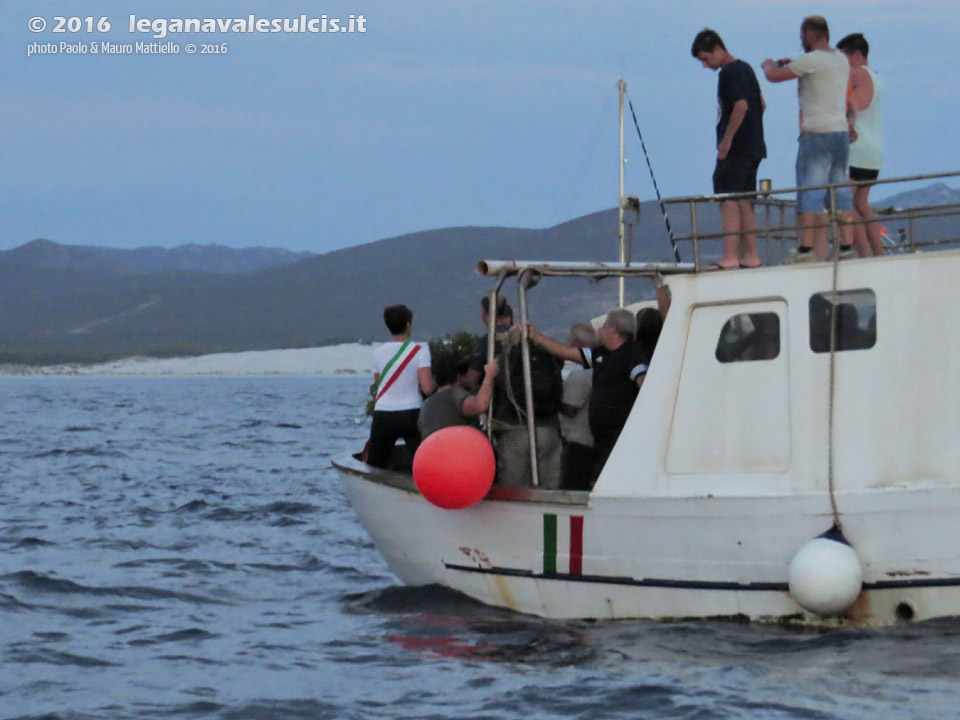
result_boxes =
[0,204,673,363]
[1,239,313,274]
[2,182,955,364]
[876,181,960,210]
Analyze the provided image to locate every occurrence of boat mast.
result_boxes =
[618,78,627,308]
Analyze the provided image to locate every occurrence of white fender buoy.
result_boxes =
[788,526,862,616]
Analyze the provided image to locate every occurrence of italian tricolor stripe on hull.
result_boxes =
[543,513,584,576]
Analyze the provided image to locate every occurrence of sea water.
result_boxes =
[1,376,959,720]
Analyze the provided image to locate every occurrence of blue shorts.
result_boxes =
[796,131,853,214]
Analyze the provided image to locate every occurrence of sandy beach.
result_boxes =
[0,344,376,378]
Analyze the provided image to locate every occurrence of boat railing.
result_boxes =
[478,171,960,283]
[666,170,960,270]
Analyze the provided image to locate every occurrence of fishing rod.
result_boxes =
[627,96,682,263]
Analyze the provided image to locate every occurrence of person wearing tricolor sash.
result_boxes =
[366,304,435,469]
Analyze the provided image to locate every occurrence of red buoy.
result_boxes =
[413,426,495,510]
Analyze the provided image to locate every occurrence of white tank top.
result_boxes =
[850,66,882,171]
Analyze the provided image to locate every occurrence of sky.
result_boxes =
[2,0,958,254]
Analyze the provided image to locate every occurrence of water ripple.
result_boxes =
[2,571,231,605]
[6,647,117,668]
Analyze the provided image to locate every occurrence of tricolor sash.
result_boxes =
[375,340,422,403]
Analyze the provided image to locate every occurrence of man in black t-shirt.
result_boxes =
[527,309,649,486]
[692,29,767,270]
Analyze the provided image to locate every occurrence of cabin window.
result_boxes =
[809,289,876,353]
[715,312,780,363]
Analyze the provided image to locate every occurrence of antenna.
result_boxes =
[618,78,627,307]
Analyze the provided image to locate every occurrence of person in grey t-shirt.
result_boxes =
[418,352,498,440]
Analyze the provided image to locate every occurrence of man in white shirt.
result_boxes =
[366,304,435,469]
[762,15,857,262]
[558,324,596,491]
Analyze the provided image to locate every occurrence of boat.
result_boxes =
[334,84,960,626]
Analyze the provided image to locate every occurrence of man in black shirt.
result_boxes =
[526,309,649,486]
[692,29,767,270]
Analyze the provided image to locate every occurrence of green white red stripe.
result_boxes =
[543,513,584,576]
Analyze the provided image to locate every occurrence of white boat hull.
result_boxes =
[336,455,960,626]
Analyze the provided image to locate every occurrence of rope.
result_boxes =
[826,198,843,529]
[627,96,681,263]
[501,332,527,422]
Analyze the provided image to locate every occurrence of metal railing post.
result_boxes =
[484,272,507,441]
[517,270,539,487]
[764,201,772,266]
[485,287,498,442]
[829,186,838,259]
[689,200,700,271]
[779,205,787,264]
